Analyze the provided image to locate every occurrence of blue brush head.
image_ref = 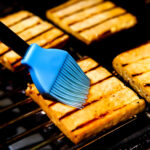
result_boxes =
[50,54,90,107]
[21,44,90,108]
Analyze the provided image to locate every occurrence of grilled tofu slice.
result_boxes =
[26,57,145,144]
[0,10,69,71]
[113,42,150,103]
[46,0,137,45]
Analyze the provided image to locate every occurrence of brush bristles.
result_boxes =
[50,55,90,108]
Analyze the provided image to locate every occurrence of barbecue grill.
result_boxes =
[1,0,150,149]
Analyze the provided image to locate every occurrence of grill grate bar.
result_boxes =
[0,98,32,113]
[30,133,64,150]
[5,121,52,146]
[0,107,42,129]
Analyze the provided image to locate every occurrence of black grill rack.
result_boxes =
[0,0,150,150]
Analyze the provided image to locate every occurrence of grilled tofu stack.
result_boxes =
[113,42,150,103]
[0,10,69,71]
[26,57,145,144]
[46,0,137,44]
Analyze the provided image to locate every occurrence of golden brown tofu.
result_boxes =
[26,57,145,144]
[0,10,69,71]
[113,42,150,103]
[46,0,137,44]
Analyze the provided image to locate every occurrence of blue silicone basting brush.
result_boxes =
[0,21,90,108]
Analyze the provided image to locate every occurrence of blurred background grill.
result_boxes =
[0,0,150,149]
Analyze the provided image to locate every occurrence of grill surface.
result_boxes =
[0,0,150,150]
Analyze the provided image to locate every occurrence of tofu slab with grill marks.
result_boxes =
[0,10,69,71]
[113,42,150,103]
[26,57,145,144]
[46,0,137,45]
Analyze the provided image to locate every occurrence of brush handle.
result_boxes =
[0,21,29,57]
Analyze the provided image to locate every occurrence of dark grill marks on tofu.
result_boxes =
[46,0,137,44]
[7,15,33,27]
[65,2,116,26]
[42,35,69,49]
[131,70,150,78]
[70,102,139,132]
[54,0,104,19]
[71,105,127,132]
[71,117,100,132]
[113,43,150,103]
[122,58,150,79]
[85,65,101,73]
[59,108,79,121]
[76,11,127,33]
[131,72,144,77]
[48,102,57,108]
[91,75,113,86]
[68,7,127,33]
[0,11,69,71]
[59,100,99,121]
[121,56,150,67]
[8,16,42,34]
[0,12,33,27]
[144,83,150,87]
[42,33,65,47]
[11,58,22,66]
[0,48,11,56]
[122,63,128,67]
